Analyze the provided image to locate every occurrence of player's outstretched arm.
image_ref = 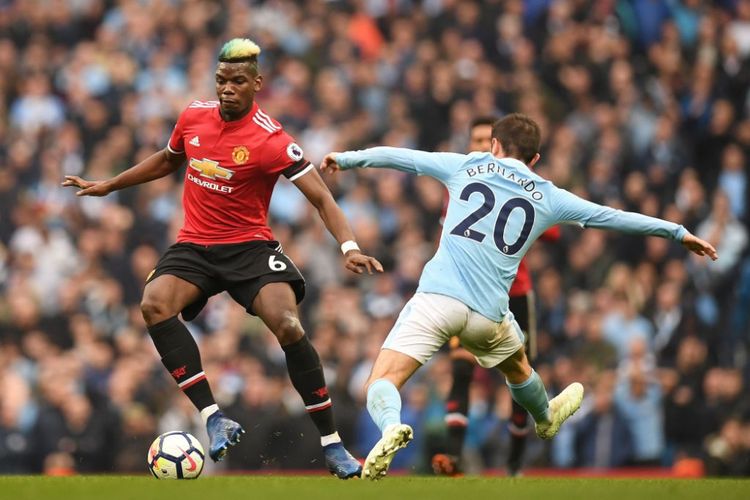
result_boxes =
[320,148,421,174]
[552,187,718,261]
[62,148,184,196]
[293,167,384,275]
[320,147,465,182]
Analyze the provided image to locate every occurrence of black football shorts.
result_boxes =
[147,240,305,321]
[508,292,537,360]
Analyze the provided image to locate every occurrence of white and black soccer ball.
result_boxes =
[147,431,205,479]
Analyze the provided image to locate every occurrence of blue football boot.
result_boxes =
[324,442,362,479]
[206,411,245,462]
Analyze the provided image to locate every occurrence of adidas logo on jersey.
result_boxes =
[189,136,201,147]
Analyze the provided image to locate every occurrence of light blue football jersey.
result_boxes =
[337,147,688,322]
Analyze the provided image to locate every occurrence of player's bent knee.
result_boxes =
[497,347,532,382]
[140,296,174,326]
[365,354,420,389]
[273,312,304,345]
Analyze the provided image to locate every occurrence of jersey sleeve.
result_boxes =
[263,130,313,181]
[167,108,188,154]
[550,187,688,241]
[336,147,466,183]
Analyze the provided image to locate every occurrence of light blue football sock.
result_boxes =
[507,370,550,424]
[366,379,402,433]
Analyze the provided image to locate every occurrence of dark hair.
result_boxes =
[471,116,497,129]
[491,113,540,164]
[218,56,259,76]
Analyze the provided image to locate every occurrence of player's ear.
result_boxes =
[528,153,540,168]
[253,74,263,92]
[490,138,503,157]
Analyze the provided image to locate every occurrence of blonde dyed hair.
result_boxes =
[218,38,261,62]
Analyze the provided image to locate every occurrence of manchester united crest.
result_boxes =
[232,145,249,164]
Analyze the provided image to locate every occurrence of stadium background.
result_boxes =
[0,0,749,477]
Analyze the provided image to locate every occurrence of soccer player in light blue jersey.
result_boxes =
[320,113,718,480]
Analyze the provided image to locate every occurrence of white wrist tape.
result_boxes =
[340,240,360,255]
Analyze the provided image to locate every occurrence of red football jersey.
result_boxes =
[167,101,311,245]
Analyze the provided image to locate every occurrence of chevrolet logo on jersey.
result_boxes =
[189,158,235,180]
[187,158,235,193]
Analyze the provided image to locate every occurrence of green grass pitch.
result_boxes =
[1,476,748,500]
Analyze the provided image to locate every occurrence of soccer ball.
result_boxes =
[147,431,205,479]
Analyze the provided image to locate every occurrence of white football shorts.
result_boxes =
[382,292,525,368]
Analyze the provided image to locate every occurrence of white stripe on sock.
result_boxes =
[177,371,205,388]
[320,431,341,447]
[305,398,332,411]
[200,404,219,425]
[444,412,469,426]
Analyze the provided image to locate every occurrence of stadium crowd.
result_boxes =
[1,0,750,477]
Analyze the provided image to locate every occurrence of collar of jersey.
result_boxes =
[497,156,530,171]
[216,101,258,128]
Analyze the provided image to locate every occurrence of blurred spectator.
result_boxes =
[0,370,36,473]
[705,417,750,476]
[614,364,665,465]
[9,75,65,134]
[662,336,711,459]
[695,191,749,284]
[716,144,746,220]
[0,0,748,477]
[602,291,654,360]
[651,281,688,366]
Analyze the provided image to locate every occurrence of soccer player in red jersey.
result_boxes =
[431,117,560,477]
[63,38,380,478]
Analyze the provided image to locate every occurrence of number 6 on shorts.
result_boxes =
[268,255,287,271]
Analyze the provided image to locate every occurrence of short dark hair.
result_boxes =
[491,113,540,164]
[219,57,259,76]
[471,116,497,129]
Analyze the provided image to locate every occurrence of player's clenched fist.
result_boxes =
[319,153,342,174]
[61,176,113,197]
